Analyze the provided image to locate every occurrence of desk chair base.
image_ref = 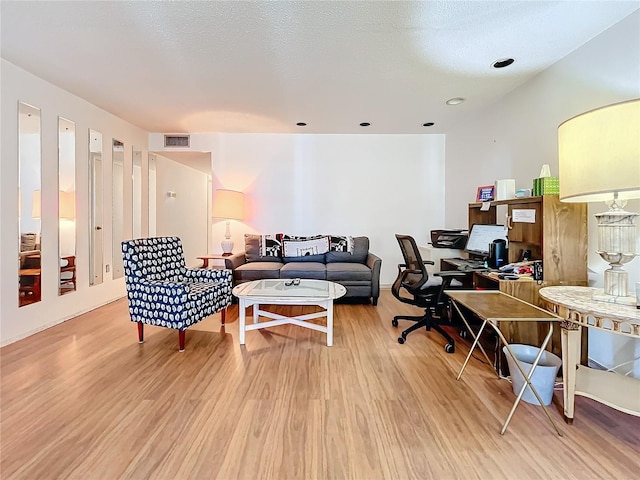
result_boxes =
[392,313,455,353]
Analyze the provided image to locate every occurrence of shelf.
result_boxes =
[469,196,543,208]
[575,365,640,416]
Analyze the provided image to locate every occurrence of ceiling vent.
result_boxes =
[164,134,190,148]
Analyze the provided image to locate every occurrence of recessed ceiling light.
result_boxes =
[296,122,307,126]
[360,122,371,127]
[446,97,465,106]
[422,122,434,127]
[492,58,515,69]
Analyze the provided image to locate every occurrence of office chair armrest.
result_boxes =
[400,268,422,275]
[396,264,421,275]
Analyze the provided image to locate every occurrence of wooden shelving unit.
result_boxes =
[467,195,588,359]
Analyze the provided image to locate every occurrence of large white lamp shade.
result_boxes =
[558,98,640,301]
[59,190,75,220]
[31,189,41,219]
[212,189,244,254]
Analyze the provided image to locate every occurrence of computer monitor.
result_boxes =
[465,224,508,257]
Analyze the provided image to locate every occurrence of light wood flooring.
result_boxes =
[1,290,639,480]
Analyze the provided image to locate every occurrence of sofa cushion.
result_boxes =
[234,261,284,281]
[326,262,372,282]
[280,262,326,279]
[245,234,283,262]
[325,236,369,264]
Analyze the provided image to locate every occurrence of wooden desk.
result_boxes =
[439,258,475,288]
[539,286,640,424]
[441,258,565,372]
[446,290,563,435]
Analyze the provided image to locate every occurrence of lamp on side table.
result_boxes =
[212,189,244,255]
[558,98,640,304]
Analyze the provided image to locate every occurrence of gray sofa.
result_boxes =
[224,234,382,305]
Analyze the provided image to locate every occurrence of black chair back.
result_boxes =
[395,234,430,293]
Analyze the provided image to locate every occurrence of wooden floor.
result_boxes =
[1,290,639,480]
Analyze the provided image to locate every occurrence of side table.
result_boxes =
[539,286,640,423]
[196,254,229,269]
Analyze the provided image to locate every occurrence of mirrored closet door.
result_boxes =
[149,153,157,237]
[112,139,125,279]
[89,129,103,286]
[18,102,42,307]
[58,117,76,295]
[132,146,142,239]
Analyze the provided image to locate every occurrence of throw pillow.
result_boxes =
[244,234,284,262]
[325,236,369,263]
[282,236,330,257]
[328,235,354,254]
[260,234,283,257]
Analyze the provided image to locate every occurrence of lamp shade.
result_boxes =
[31,190,41,219]
[558,99,640,203]
[212,189,244,220]
[59,190,75,220]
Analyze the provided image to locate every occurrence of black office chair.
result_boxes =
[391,234,466,353]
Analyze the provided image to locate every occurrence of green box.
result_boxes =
[533,176,559,196]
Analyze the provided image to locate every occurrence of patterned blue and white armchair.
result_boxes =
[121,236,233,351]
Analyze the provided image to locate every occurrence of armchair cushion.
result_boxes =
[134,237,188,281]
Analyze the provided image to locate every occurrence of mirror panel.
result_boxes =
[18,102,42,306]
[112,139,125,279]
[89,129,104,285]
[132,146,142,239]
[58,117,76,295]
[149,153,157,237]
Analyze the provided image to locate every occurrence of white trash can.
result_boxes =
[503,344,561,406]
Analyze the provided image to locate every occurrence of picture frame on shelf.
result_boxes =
[476,185,495,202]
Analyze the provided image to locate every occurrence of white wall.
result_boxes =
[213,133,447,286]
[148,132,448,287]
[154,153,210,267]
[444,12,640,376]
[1,60,148,345]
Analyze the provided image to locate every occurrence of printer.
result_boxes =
[430,229,468,249]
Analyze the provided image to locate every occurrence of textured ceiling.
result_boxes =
[1,1,638,134]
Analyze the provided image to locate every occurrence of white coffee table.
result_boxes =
[232,279,347,346]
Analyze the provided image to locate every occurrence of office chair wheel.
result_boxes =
[392,319,399,327]
[445,343,455,354]
[459,329,468,339]
[398,336,405,344]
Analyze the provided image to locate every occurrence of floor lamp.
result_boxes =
[212,189,244,255]
[558,98,640,304]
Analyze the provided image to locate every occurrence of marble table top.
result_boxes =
[539,286,640,325]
